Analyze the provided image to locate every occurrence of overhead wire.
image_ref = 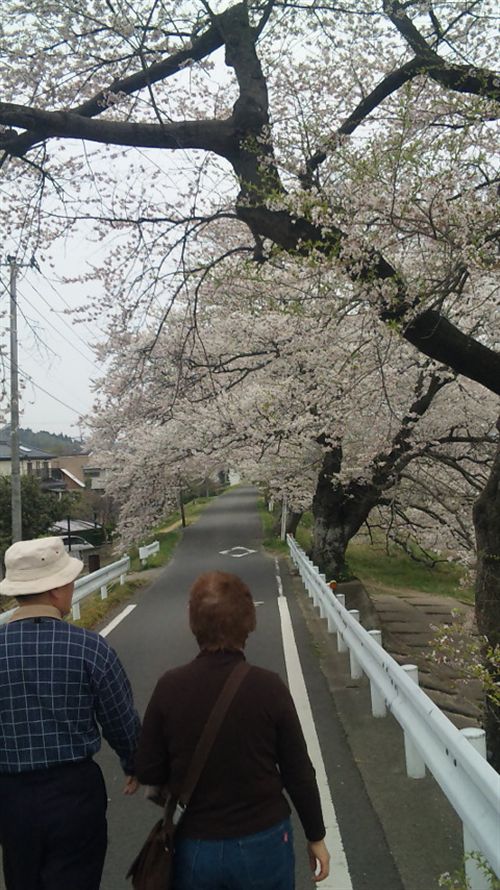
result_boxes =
[19,285,99,369]
[1,354,85,417]
[0,265,99,426]
[0,273,99,370]
[41,274,103,344]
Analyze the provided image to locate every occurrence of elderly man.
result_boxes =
[0,537,141,890]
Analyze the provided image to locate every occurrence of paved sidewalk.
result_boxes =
[339,580,483,729]
[287,567,487,890]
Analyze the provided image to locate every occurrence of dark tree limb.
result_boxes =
[1,0,499,399]
[0,13,225,158]
[0,102,235,156]
[383,0,500,101]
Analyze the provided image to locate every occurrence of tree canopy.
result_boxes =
[1,0,500,764]
[0,0,498,394]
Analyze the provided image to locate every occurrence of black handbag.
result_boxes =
[127,660,251,889]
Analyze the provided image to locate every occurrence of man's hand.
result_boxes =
[307,839,330,882]
[123,775,140,795]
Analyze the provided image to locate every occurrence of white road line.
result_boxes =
[274,556,284,597]
[276,580,353,890]
[99,605,137,638]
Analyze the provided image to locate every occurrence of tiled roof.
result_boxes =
[0,440,54,460]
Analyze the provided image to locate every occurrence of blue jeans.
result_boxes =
[172,818,295,890]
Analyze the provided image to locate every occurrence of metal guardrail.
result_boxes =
[139,540,160,565]
[288,535,500,887]
[0,555,130,625]
[71,555,130,619]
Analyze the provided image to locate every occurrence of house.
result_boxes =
[82,464,108,491]
[0,440,54,479]
[51,452,90,484]
[0,441,109,498]
[48,453,90,495]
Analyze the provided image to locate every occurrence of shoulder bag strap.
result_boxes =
[173,660,251,820]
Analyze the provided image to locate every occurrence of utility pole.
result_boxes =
[7,257,22,543]
[2,254,40,544]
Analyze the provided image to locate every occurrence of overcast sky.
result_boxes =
[1,254,103,440]
[0,45,233,441]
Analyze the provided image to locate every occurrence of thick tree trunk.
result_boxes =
[473,419,500,770]
[286,510,303,536]
[311,447,350,580]
[272,508,302,538]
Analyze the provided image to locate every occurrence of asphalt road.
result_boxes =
[0,486,405,890]
[96,486,404,890]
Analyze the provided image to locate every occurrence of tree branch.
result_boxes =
[0,102,235,156]
[383,0,500,102]
[1,12,226,158]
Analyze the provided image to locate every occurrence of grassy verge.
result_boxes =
[346,540,474,603]
[258,497,473,603]
[257,498,288,554]
[73,578,148,630]
[126,496,219,572]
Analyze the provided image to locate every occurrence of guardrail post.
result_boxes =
[348,610,363,679]
[71,601,81,621]
[336,594,347,651]
[311,566,320,607]
[461,728,492,890]
[318,574,327,618]
[326,605,337,634]
[368,630,387,717]
[402,665,426,778]
[120,572,126,585]
[100,584,108,600]
[304,558,314,599]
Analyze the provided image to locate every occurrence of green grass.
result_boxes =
[257,498,288,554]
[258,499,474,604]
[129,496,218,571]
[346,539,474,603]
[73,578,148,629]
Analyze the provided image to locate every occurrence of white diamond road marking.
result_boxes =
[219,546,256,558]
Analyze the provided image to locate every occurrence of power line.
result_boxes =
[15,299,59,360]
[41,274,104,345]
[19,286,99,369]
[1,354,86,416]
[1,268,100,373]
[23,280,101,369]
[0,274,95,369]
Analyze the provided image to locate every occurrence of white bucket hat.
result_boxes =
[0,537,83,597]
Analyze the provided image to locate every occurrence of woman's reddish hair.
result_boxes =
[189,571,256,651]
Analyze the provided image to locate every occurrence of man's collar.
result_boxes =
[8,604,62,623]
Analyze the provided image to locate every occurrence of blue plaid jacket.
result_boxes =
[0,616,140,774]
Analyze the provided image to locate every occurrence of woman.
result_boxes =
[135,570,330,889]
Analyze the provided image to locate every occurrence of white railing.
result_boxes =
[139,540,160,566]
[0,555,130,625]
[288,535,500,888]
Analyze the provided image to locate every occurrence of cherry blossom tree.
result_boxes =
[1,0,499,762]
[89,259,496,583]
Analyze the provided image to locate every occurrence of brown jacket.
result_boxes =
[136,649,325,841]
